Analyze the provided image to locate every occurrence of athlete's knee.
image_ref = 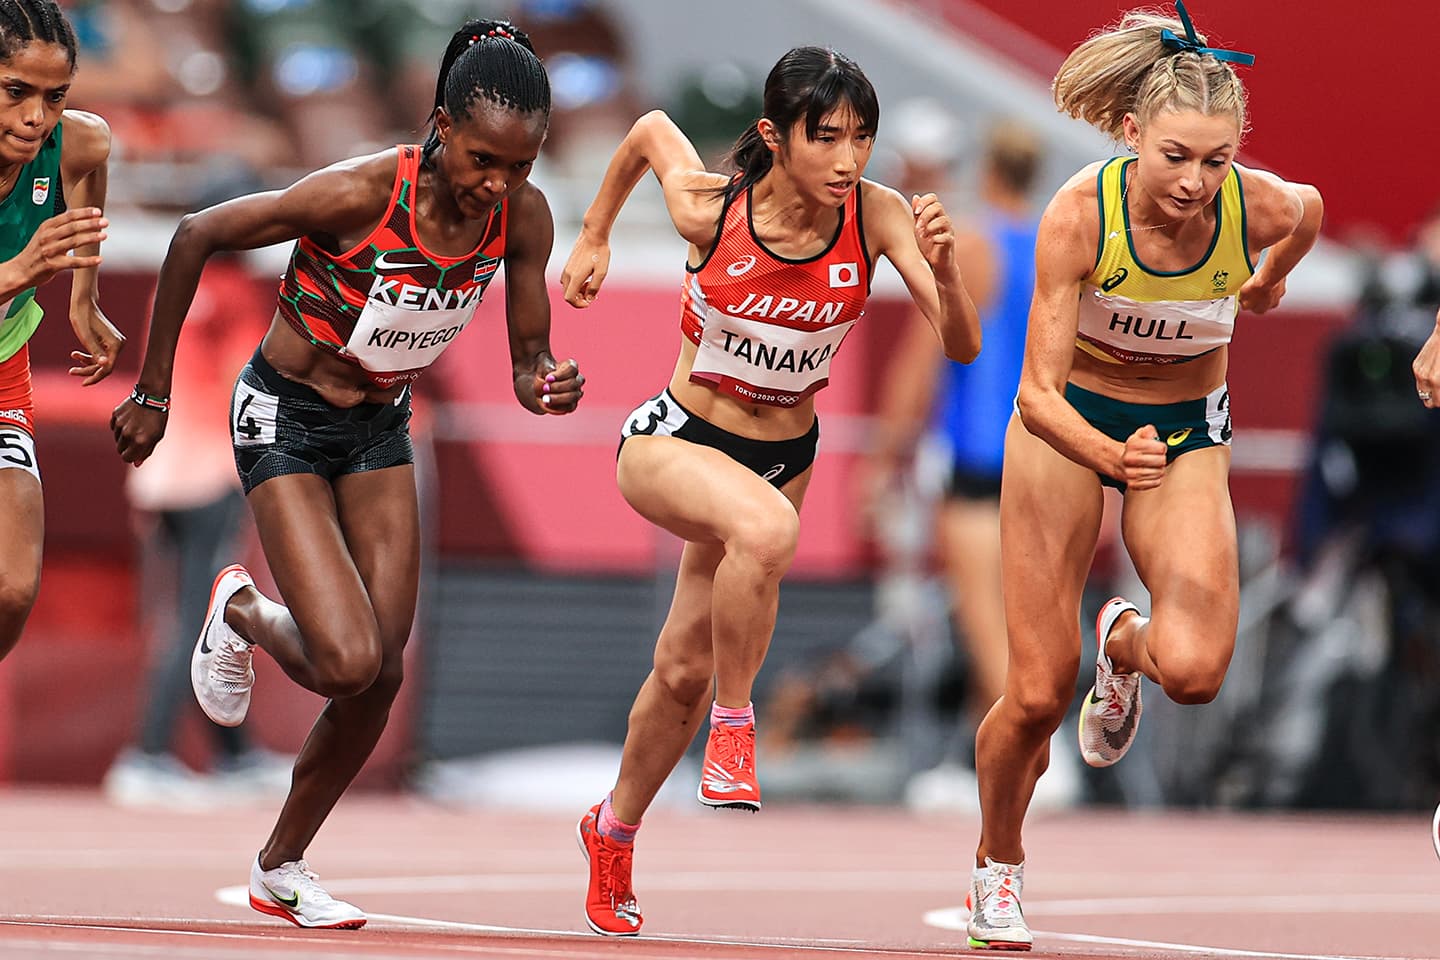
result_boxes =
[311,644,383,698]
[727,507,800,579]
[653,650,713,707]
[1159,664,1226,705]
[1005,677,1072,732]
[0,568,40,623]
[364,654,406,705]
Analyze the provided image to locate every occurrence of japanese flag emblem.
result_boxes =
[828,262,859,288]
[31,177,49,205]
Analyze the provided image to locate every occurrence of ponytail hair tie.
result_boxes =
[1160,0,1255,65]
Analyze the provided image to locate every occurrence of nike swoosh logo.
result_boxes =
[263,882,299,909]
[374,250,428,272]
[199,611,218,654]
[1101,698,1138,751]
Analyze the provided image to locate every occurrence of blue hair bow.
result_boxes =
[1160,0,1256,66]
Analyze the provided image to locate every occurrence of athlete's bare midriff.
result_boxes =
[259,312,410,408]
[666,336,817,440]
[1068,342,1228,405]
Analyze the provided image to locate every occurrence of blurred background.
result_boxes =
[6,0,1438,817]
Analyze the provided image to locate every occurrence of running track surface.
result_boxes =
[2,788,1434,960]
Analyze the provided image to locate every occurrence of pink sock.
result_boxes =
[598,795,639,844]
[711,701,754,728]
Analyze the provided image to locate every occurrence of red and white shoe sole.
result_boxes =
[249,894,366,930]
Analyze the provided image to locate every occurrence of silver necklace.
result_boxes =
[1109,163,1180,239]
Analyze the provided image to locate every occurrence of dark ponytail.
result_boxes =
[722,46,879,200]
[422,18,551,161]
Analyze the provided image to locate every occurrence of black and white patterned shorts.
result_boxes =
[618,389,818,489]
[230,348,413,495]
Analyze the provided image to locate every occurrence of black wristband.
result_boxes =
[130,386,170,412]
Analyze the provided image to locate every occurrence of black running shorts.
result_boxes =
[230,348,414,495]
[618,388,818,489]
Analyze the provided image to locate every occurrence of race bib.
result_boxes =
[341,299,478,374]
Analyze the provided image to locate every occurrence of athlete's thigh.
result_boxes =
[0,467,42,596]
[1120,446,1238,637]
[999,413,1104,682]
[332,464,421,652]
[245,473,380,648]
[617,436,798,545]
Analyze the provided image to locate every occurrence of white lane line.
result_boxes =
[923,907,1411,960]
[6,913,949,959]
[218,869,972,896]
[1013,893,1440,916]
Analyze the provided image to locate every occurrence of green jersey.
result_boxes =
[0,122,65,362]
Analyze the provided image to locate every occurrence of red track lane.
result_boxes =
[2,788,1434,959]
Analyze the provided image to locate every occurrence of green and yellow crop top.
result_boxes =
[1076,157,1254,365]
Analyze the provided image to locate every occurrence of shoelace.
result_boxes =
[275,860,338,905]
[597,841,639,918]
[978,863,1023,925]
[710,724,754,774]
[212,634,255,691]
[1093,666,1138,721]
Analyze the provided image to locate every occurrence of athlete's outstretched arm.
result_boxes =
[1235,166,1322,315]
[560,110,728,307]
[864,181,981,363]
[111,153,394,465]
[1015,180,1166,489]
[505,184,582,415]
[58,109,122,385]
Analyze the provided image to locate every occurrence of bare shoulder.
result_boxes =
[287,147,401,227]
[506,180,552,223]
[1234,162,1306,249]
[59,109,111,173]
[1032,161,1109,281]
[1041,161,1106,237]
[858,178,914,249]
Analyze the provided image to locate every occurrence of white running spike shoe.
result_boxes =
[191,564,257,727]
[1078,596,1146,767]
[966,858,1032,950]
[249,856,367,929]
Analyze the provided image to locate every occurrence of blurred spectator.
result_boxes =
[103,169,290,808]
[64,0,292,178]
[862,114,1079,810]
[226,0,391,166]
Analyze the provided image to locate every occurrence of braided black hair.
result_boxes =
[0,0,76,71]
[422,19,551,160]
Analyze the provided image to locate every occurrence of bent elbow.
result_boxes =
[1013,385,1042,431]
[170,212,218,260]
[945,331,981,365]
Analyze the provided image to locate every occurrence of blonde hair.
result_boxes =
[1052,8,1248,142]
[984,120,1042,194]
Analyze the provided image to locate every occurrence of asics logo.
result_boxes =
[761,463,785,481]
[374,250,429,272]
[1166,428,1192,447]
[726,255,757,277]
[1102,267,1128,292]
